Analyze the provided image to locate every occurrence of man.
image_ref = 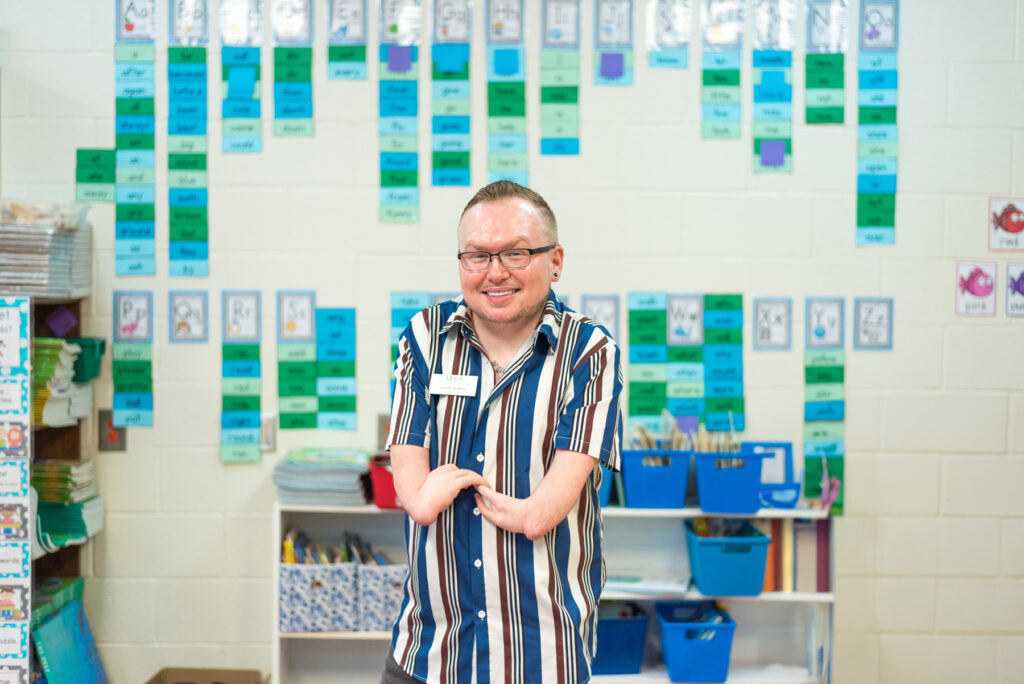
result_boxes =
[383,181,623,684]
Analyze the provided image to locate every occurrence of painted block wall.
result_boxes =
[1,1,1023,682]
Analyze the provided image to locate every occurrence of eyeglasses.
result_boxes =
[457,244,557,272]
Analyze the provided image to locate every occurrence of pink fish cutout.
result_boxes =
[959,268,993,297]
[121,320,139,334]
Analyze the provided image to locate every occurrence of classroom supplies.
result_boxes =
[32,459,99,504]
[0,199,92,298]
[369,453,399,509]
[31,576,85,631]
[31,338,94,427]
[279,528,400,632]
[620,449,690,509]
[656,602,735,684]
[591,604,648,675]
[685,519,769,596]
[745,441,801,509]
[273,448,370,506]
[694,445,765,514]
[32,601,109,684]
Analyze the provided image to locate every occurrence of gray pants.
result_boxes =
[381,652,422,684]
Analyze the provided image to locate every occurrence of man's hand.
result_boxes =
[473,485,531,536]
[411,464,488,526]
[475,449,597,541]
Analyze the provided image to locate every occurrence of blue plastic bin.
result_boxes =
[621,450,690,509]
[591,612,648,675]
[656,602,735,683]
[694,451,766,513]
[597,465,613,507]
[685,521,769,596]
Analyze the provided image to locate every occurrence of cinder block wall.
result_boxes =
[2,1,1022,682]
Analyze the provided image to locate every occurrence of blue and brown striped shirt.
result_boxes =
[386,292,623,684]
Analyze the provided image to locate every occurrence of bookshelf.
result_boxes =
[31,299,87,579]
[272,503,833,684]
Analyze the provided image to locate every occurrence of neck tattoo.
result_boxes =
[490,359,505,375]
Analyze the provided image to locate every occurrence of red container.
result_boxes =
[370,454,400,509]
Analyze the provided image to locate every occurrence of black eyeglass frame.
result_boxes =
[456,244,558,271]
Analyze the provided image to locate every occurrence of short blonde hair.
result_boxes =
[460,181,558,243]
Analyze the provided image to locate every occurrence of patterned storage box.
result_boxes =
[279,562,359,632]
[358,563,408,632]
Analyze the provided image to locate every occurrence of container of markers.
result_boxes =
[620,449,690,509]
[279,562,359,632]
[693,450,767,513]
[655,602,735,684]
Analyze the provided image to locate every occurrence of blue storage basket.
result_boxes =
[685,521,769,596]
[694,451,766,513]
[656,602,735,684]
[591,612,648,675]
[621,450,690,509]
[597,465,613,507]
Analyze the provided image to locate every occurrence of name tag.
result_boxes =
[429,373,479,397]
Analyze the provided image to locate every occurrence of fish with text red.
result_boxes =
[993,203,1024,234]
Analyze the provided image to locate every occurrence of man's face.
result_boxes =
[457,198,563,329]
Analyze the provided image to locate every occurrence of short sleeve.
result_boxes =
[553,336,623,471]
[386,326,432,451]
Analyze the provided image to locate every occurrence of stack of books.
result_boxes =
[0,198,92,298]
[31,576,85,631]
[32,459,104,552]
[273,448,371,506]
[32,459,99,504]
[31,338,93,427]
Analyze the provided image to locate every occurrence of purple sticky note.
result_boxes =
[387,45,412,72]
[760,140,786,167]
[600,52,624,79]
[46,306,78,337]
[675,415,700,437]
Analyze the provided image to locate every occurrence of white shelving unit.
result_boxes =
[272,504,833,684]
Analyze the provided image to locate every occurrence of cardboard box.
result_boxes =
[145,668,265,684]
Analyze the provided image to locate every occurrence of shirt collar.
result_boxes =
[440,291,564,353]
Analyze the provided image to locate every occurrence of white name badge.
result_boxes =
[429,374,479,396]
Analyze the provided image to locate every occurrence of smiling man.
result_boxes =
[383,181,624,684]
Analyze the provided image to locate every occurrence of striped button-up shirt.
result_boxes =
[386,293,623,684]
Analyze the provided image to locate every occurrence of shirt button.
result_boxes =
[474,558,482,568]
[476,453,484,463]
[473,507,480,516]
[478,610,486,619]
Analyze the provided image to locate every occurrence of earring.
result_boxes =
[553,272,559,278]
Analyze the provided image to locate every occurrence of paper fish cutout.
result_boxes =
[993,203,1024,234]
[959,268,994,297]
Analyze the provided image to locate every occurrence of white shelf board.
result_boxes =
[602,589,834,603]
[279,630,392,640]
[600,507,828,520]
[276,503,403,515]
[592,664,820,683]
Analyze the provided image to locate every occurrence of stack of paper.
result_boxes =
[0,199,92,298]
[31,338,92,427]
[32,459,99,504]
[273,448,371,506]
